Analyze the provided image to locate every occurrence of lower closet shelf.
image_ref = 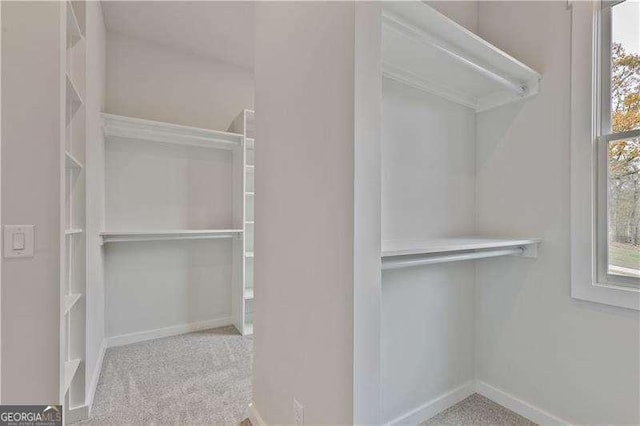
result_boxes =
[381,237,541,270]
[100,229,243,245]
[64,359,81,393]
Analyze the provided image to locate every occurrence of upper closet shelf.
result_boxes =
[382,2,541,112]
[381,237,540,270]
[102,114,243,150]
[100,229,243,245]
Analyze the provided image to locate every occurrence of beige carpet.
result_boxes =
[421,394,536,426]
[82,326,252,425]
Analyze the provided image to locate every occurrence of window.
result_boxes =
[598,0,639,287]
[570,0,639,310]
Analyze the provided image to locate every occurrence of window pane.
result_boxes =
[608,136,640,278]
[611,0,640,132]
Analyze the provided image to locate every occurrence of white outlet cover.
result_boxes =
[3,225,35,258]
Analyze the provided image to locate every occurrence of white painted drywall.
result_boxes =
[1,1,61,403]
[353,3,383,424]
[85,0,106,403]
[103,30,252,339]
[106,31,253,131]
[381,78,477,422]
[253,2,355,423]
[476,1,639,424]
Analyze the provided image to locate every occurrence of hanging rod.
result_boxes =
[382,247,525,271]
[382,11,527,96]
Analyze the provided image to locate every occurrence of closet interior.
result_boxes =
[378,2,542,422]
[57,1,256,421]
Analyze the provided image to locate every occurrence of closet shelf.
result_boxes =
[102,114,243,150]
[66,1,83,49]
[100,229,243,245]
[65,293,82,314]
[245,252,254,258]
[382,2,541,112]
[65,151,83,170]
[64,359,81,392]
[381,237,540,270]
[66,74,83,126]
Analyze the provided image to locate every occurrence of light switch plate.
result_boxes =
[3,225,35,258]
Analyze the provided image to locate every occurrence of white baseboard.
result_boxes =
[248,402,266,426]
[386,379,570,426]
[387,380,476,425]
[66,404,89,424]
[86,338,107,416]
[106,316,234,348]
[475,380,570,425]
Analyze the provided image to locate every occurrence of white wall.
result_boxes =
[106,31,253,131]
[381,79,477,422]
[476,1,639,424]
[85,0,106,403]
[103,30,253,340]
[1,1,61,403]
[253,3,354,423]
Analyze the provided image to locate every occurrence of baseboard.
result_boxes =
[105,316,234,348]
[387,380,476,425]
[248,402,266,426]
[66,404,89,424]
[86,338,107,416]
[475,380,570,425]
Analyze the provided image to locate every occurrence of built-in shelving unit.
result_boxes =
[381,238,541,270]
[101,111,253,340]
[60,0,87,421]
[382,2,541,112]
[228,109,255,336]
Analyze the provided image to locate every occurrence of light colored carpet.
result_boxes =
[421,394,536,426]
[82,326,252,425]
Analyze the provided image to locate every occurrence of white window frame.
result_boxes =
[570,0,640,310]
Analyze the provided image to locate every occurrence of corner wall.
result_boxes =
[476,2,639,424]
[253,3,355,423]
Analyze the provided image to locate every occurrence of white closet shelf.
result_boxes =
[382,2,541,112]
[246,192,255,196]
[66,74,83,126]
[66,1,83,48]
[245,252,254,258]
[65,228,83,235]
[100,229,243,245]
[246,165,255,171]
[245,221,254,225]
[65,293,82,314]
[102,114,243,150]
[381,237,540,270]
[64,358,81,392]
[65,151,83,170]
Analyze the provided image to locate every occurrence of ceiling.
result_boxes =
[101,1,254,70]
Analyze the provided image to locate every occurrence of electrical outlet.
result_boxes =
[293,398,303,426]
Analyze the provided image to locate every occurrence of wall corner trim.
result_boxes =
[475,381,572,426]
[86,338,108,415]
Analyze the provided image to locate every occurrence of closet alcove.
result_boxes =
[378,2,542,422]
